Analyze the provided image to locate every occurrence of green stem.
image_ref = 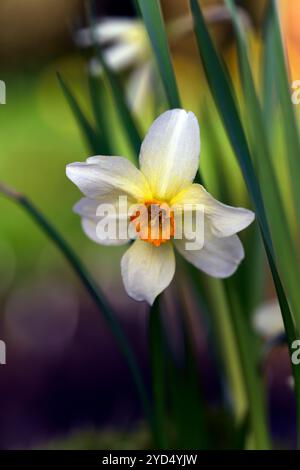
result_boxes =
[207,279,247,422]
[149,296,168,448]
[186,263,247,423]
[264,239,300,449]
[225,279,271,450]
[0,183,153,432]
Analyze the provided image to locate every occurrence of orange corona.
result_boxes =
[130,201,175,247]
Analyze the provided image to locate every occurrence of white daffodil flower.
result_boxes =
[75,7,250,111]
[76,18,149,71]
[66,109,255,305]
[75,17,152,112]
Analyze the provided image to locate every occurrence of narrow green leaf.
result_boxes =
[57,72,100,154]
[225,277,270,449]
[190,0,298,447]
[262,10,277,134]
[91,43,142,157]
[225,0,300,338]
[137,0,181,108]
[267,0,300,225]
[168,274,208,449]
[186,259,248,422]
[87,73,112,155]
[263,233,300,449]
[149,297,168,449]
[190,0,272,251]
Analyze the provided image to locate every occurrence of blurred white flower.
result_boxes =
[253,299,284,339]
[66,109,254,304]
[253,299,295,390]
[76,18,150,71]
[75,17,153,112]
[75,7,250,112]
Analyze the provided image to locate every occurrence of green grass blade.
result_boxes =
[266,0,300,224]
[224,277,271,449]
[190,0,271,251]
[93,47,142,157]
[263,234,300,448]
[225,0,300,335]
[190,0,299,447]
[262,11,277,135]
[136,0,181,108]
[57,72,101,154]
[87,73,112,155]
[167,279,208,449]
[149,297,168,448]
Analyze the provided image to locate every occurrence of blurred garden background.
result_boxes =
[0,0,299,450]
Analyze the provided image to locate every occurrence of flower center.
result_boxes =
[130,200,175,247]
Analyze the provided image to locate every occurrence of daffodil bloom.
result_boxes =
[66,109,254,304]
[74,7,248,111]
[75,17,152,111]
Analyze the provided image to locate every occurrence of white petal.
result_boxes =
[75,18,139,47]
[175,227,244,278]
[81,218,129,246]
[171,184,255,237]
[126,63,152,112]
[121,240,175,304]
[253,300,283,338]
[73,197,100,218]
[74,197,130,246]
[139,109,200,200]
[66,156,152,201]
[103,41,145,71]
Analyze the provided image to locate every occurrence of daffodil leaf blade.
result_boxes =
[57,72,101,154]
[87,73,112,155]
[265,0,300,224]
[149,297,168,448]
[226,0,300,338]
[190,0,300,370]
[262,8,277,132]
[190,0,271,246]
[92,45,142,158]
[137,0,181,108]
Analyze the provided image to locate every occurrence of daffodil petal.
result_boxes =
[127,63,153,112]
[104,42,146,71]
[75,18,140,47]
[139,109,200,200]
[175,229,244,278]
[81,218,129,246]
[121,240,175,304]
[74,197,131,246]
[171,184,255,237]
[66,156,151,201]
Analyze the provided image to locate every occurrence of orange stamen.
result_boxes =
[130,200,175,247]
